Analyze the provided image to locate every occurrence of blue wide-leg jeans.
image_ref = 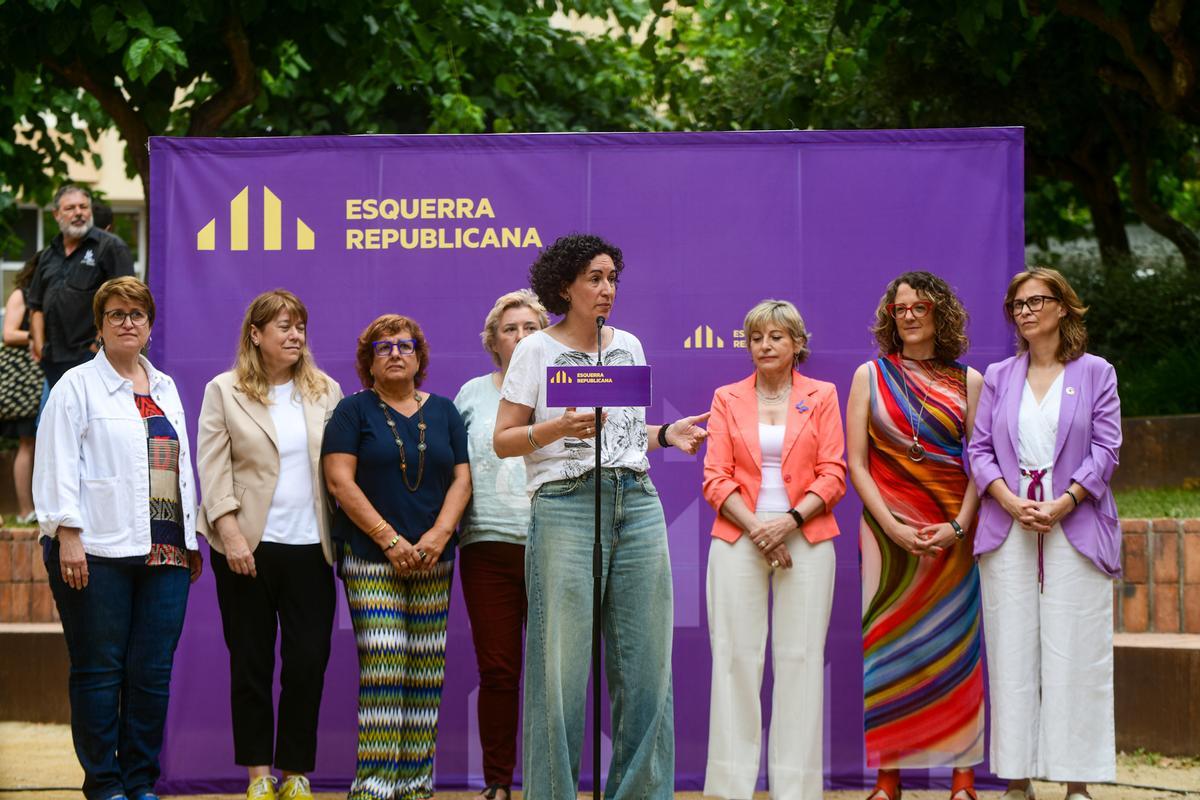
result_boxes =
[46,544,191,800]
[522,468,675,800]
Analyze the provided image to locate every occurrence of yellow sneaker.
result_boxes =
[278,775,313,800]
[247,776,277,800]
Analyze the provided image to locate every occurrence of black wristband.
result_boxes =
[1066,488,1080,507]
[949,519,964,541]
[657,423,671,448]
[787,508,804,528]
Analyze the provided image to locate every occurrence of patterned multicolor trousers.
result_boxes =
[341,546,453,800]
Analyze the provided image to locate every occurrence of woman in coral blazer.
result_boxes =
[197,290,342,800]
[967,267,1121,800]
[701,299,846,800]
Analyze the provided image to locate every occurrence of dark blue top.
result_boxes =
[322,389,468,563]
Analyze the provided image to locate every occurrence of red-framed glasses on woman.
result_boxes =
[886,300,935,320]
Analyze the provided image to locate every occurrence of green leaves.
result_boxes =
[123,33,187,81]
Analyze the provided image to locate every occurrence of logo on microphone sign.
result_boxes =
[197,186,315,252]
[550,370,574,384]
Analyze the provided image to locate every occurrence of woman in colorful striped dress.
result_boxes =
[846,272,984,800]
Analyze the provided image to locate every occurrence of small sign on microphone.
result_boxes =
[545,365,652,408]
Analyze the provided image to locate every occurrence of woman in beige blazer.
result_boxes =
[197,290,342,800]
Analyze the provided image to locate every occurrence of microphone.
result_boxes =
[595,315,605,366]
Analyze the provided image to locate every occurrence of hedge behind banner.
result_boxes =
[150,128,1023,792]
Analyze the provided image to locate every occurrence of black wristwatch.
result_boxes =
[787,508,804,528]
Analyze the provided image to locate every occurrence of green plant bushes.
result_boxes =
[1038,255,1200,418]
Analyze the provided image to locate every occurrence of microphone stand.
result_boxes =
[591,314,605,800]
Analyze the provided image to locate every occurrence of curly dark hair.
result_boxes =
[870,270,969,362]
[354,314,430,389]
[528,234,624,316]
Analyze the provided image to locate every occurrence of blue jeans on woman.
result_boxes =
[522,468,675,800]
[46,542,191,800]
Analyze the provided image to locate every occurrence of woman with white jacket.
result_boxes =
[35,276,201,800]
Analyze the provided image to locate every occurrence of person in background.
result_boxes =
[92,203,115,232]
[28,185,134,387]
[322,314,472,800]
[2,254,45,523]
[34,276,200,800]
[701,299,845,800]
[197,290,343,800]
[848,272,985,800]
[454,289,549,800]
[968,267,1121,800]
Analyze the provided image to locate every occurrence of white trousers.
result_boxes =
[704,518,836,800]
[979,523,1116,782]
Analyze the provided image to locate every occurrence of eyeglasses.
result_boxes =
[373,339,416,357]
[103,309,149,327]
[886,301,934,320]
[1008,295,1059,315]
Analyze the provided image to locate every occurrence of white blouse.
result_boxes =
[1015,371,1064,507]
[757,423,790,513]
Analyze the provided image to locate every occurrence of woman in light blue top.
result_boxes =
[454,289,548,800]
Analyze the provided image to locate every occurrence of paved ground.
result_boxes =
[1,723,1195,799]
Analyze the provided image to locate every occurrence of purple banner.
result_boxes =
[149,129,1024,792]
[545,365,653,408]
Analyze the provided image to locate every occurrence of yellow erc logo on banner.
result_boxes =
[683,325,726,349]
[549,370,574,384]
[196,187,315,252]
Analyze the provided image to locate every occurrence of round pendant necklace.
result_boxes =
[376,390,427,492]
[898,359,938,462]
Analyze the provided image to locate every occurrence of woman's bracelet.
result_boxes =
[527,424,542,451]
[366,518,388,536]
[949,519,965,541]
[383,535,401,552]
[1065,488,1080,508]
[657,422,671,448]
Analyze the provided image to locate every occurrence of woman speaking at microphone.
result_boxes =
[493,233,708,800]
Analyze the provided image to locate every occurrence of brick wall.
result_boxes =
[0,527,58,623]
[3,521,1198,630]
[1116,518,1200,634]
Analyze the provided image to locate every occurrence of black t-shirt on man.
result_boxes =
[27,226,134,364]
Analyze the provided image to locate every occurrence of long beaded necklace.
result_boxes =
[376,390,426,492]
[897,357,942,463]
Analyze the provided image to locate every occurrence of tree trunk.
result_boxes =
[1069,139,1133,268]
[1080,172,1133,268]
[1028,149,1132,268]
[1103,102,1200,272]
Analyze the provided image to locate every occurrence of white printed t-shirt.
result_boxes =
[500,327,650,495]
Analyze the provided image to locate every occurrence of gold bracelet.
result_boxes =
[527,424,541,450]
[366,518,388,536]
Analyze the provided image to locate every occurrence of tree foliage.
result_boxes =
[3,0,1198,276]
[0,0,663,217]
[652,0,1200,271]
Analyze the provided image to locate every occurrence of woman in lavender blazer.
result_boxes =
[967,267,1121,800]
